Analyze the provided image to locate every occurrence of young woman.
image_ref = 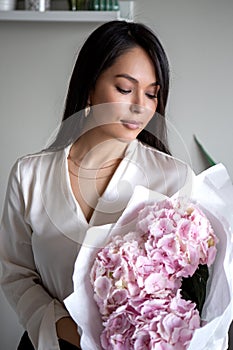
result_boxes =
[0,21,194,349]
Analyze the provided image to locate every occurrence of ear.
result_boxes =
[88,88,94,106]
[86,96,91,106]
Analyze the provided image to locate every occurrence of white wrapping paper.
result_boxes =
[64,163,233,350]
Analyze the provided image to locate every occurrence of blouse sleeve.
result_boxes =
[0,160,69,349]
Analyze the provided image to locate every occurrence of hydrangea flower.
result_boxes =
[90,198,218,349]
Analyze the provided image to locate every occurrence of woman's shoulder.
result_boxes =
[133,141,195,196]
[136,140,192,171]
[17,146,68,165]
[10,146,69,181]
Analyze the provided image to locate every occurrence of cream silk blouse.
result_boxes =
[0,139,194,349]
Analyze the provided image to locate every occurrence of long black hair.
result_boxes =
[51,20,170,154]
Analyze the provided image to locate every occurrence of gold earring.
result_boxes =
[84,105,91,118]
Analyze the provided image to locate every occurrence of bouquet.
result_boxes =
[90,198,218,349]
[64,164,233,350]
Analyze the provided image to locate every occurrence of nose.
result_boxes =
[129,103,145,114]
[129,90,145,114]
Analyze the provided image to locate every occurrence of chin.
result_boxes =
[116,127,140,139]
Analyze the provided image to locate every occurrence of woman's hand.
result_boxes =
[56,316,81,348]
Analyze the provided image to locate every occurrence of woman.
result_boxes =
[0,21,194,349]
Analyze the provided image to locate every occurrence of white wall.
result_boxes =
[0,0,233,348]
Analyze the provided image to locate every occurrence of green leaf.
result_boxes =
[181,264,209,315]
[194,135,216,167]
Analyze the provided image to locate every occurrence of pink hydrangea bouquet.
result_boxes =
[90,198,218,350]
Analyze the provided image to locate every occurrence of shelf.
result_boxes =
[0,10,122,22]
[0,1,134,22]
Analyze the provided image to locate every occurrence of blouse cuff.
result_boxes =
[28,299,68,350]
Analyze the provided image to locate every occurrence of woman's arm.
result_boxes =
[0,160,70,349]
[56,317,81,347]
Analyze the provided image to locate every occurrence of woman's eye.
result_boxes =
[116,86,132,94]
[146,93,157,100]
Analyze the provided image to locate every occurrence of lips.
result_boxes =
[120,119,142,130]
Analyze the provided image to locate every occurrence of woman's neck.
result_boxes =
[69,130,130,169]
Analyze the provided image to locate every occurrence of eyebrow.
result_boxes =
[114,73,159,86]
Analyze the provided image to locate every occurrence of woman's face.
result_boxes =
[87,46,159,142]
